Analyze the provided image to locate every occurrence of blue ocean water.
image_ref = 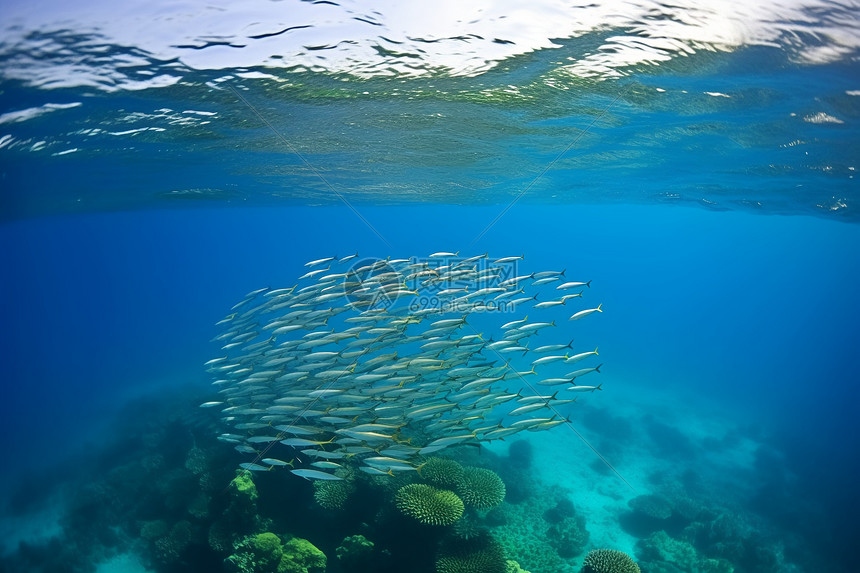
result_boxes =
[1,2,859,572]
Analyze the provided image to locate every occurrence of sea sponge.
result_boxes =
[581,548,641,573]
[457,467,506,510]
[421,457,465,487]
[436,534,507,573]
[396,483,465,526]
[313,480,351,509]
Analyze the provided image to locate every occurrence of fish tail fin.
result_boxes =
[567,339,575,349]
[416,462,426,478]
[596,303,602,312]
[596,383,603,391]
[596,363,603,373]
[561,269,566,276]
[586,280,592,287]
[594,346,599,355]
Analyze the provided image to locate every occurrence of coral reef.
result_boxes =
[421,457,466,487]
[226,532,285,573]
[546,515,589,558]
[185,446,210,475]
[456,467,506,511]
[335,534,374,567]
[493,497,573,573]
[153,520,194,565]
[226,533,326,573]
[231,470,259,503]
[436,533,508,573]
[454,508,488,540]
[505,559,532,573]
[636,531,733,573]
[581,548,641,573]
[396,483,465,526]
[629,495,673,520]
[313,479,352,510]
[280,537,327,573]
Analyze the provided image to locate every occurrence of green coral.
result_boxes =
[226,533,326,573]
[635,531,733,573]
[336,534,374,566]
[492,494,568,573]
[396,483,465,526]
[226,533,283,573]
[154,521,193,564]
[436,534,508,573]
[457,467,506,510]
[581,548,641,573]
[505,560,532,573]
[280,536,327,573]
[231,470,259,502]
[421,457,465,487]
[454,508,486,540]
[313,479,351,509]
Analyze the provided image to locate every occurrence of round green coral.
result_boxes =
[231,470,259,502]
[456,467,506,510]
[421,457,465,487]
[279,536,327,573]
[336,534,374,565]
[436,535,507,573]
[581,549,641,573]
[313,480,351,509]
[396,483,465,526]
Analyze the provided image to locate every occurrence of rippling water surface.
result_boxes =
[1,0,857,219]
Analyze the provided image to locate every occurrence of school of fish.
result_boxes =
[204,253,603,481]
